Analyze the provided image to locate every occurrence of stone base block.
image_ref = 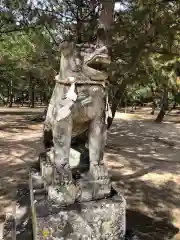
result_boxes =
[34,195,126,240]
[30,172,126,240]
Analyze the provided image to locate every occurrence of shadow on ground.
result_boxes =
[0,111,179,239]
[0,106,44,115]
[105,118,180,239]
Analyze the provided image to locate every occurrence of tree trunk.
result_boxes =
[29,73,35,108]
[168,101,177,113]
[150,103,156,115]
[8,79,13,108]
[99,0,114,30]
[107,80,127,128]
[155,87,168,123]
[7,82,10,104]
[31,84,35,108]
[168,93,178,113]
[150,86,157,115]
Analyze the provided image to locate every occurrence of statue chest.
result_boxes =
[50,84,107,136]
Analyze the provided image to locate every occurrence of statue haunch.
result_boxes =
[43,41,112,206]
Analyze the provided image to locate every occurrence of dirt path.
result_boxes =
[0,107,180,239]
[0,109,44,219]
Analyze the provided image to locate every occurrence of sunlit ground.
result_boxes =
[0,107,180,239]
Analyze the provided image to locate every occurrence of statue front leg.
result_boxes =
[89,116,109,180]
[47,116,81,206]
[53,116,73,184]
[88,116,111,199]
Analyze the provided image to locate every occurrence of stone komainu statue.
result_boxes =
[42,41,113,205]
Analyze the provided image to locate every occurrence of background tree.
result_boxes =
[0,0,180,124]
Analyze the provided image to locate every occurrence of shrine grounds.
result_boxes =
[0,107,180,239]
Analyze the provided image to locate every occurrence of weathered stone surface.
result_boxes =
[34,195,126,239]
[32,167,112,208]
[27,40,128,239]
[75,173,111,202]
[42,42,112,196]
[35,197,126,240]
[29,170,126,240]
[38,146,89,179]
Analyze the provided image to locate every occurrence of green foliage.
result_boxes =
[174,93,180,104]
[0,0,180,107]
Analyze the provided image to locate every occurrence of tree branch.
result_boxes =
[146,46,180,56]
[0,25,40,34]
[36,8,73,19]
[31,2,58,46]
[63,0,78,18]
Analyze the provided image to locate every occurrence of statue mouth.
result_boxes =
[86,54,111,72]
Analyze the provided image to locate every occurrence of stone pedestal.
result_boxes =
[30,172,126,240]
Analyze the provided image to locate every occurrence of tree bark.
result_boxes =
[107,80,127,128]
[99,0,114,30]
[155,86,168,123]
[8,79,13,108]
[29,73,35,108]
[7,82,10,104]
[150,86,157,115]
[31,84,35,108]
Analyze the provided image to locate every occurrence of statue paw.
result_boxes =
[48,183,81,207]
[90,164,110,183]
[88,165,111,199]
[54,164,73,185]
